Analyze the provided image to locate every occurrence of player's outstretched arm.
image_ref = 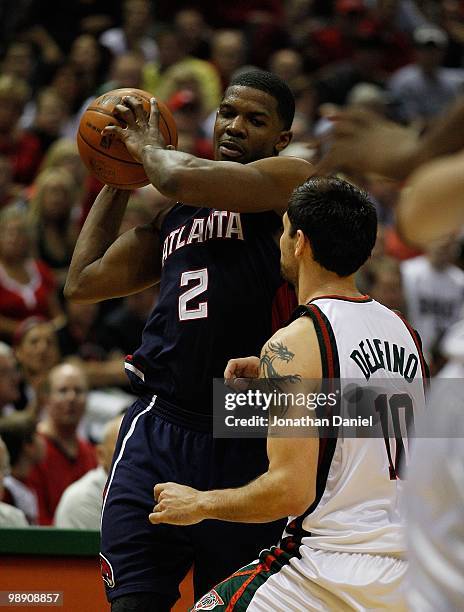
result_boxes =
[397,151,464,247]
[149,318,321,526]
[64,186,162,303]
[104,96,313,214]
[316,97,464,181]
[315,108,421,180]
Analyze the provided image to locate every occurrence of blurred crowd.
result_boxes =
[1,0,464,528]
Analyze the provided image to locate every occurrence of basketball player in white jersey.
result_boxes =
[149,177,428,611]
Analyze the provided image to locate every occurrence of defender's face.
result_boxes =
[280,213,298,286]
[214,86,288,164]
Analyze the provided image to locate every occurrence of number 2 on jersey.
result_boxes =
[178,268,208,321]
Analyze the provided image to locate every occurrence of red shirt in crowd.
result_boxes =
[27,434,97,525]
[0,131,43,185]
[0,259,56,323]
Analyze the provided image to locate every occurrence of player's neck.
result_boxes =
[296,266,361,305]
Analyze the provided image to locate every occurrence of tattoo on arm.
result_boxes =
[260,341,302,385]
[259,341,302,416]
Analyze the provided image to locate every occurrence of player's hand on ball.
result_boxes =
[224,356,260,390]
[103,96,167,163]
[150,482,205,526]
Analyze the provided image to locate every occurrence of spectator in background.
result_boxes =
[269,48,304,90]
[401,237,464,366]
[0,436,27,527]
[0,206,64,341]
[99,0,158,63]
[174,8,211,60]
[143,27,222,115]
[34,136,73,173]
[27,362,97,525]
[309,0,367,69]
[210,30,247,93]
[54,413,122,529]
[167,89,213,159]
[28,168,80,286]
[0,155,24,210]
[37,138,92,222]
[0,412,44,524]
[69,34,112,102]
[24,88,70,160]
[94,51,145,97]
[0,342,21,418]
[361,255,405,312]
[47,63,90,139]
[38,138,86,187]
[13,318,60,415]
[389,25,464,124]
[57,302,128,389]
[315,33,386,107]
[358,0,415,73]
[435,309,464,378]
[0,75,42,185]
[0,40,36,90]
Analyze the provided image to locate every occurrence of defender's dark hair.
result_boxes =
[228,70,295,130]
[287,177,377,277]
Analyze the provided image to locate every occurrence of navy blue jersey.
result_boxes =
[126,204,282,414]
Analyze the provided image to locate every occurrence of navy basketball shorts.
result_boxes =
[100,394,285,605]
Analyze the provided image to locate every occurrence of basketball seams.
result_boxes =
[77,130,143,166]
[86,101,174,146]
[158,109,172,146]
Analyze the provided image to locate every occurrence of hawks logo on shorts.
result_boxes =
[99,553,115,588]
[192,589,224,610]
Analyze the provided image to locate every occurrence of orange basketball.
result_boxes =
[77,88,178,189]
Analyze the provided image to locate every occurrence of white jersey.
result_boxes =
[401,256,464,357]
[282,295,428,558]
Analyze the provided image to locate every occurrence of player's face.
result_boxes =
[280,213,298,286]
[213,86,290,164]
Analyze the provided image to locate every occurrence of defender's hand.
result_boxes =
[224,356,260,390]
[316,108,419,180]
[149,482,205,526]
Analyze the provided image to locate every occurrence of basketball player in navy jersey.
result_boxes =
[65,71,312,611]
[151,178,428,611]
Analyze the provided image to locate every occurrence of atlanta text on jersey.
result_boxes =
[162,211,244,265]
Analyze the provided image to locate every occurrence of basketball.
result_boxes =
[77,88,178,189]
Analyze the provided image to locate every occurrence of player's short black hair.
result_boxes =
[287,177,377,277]
[228,70,295,130]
